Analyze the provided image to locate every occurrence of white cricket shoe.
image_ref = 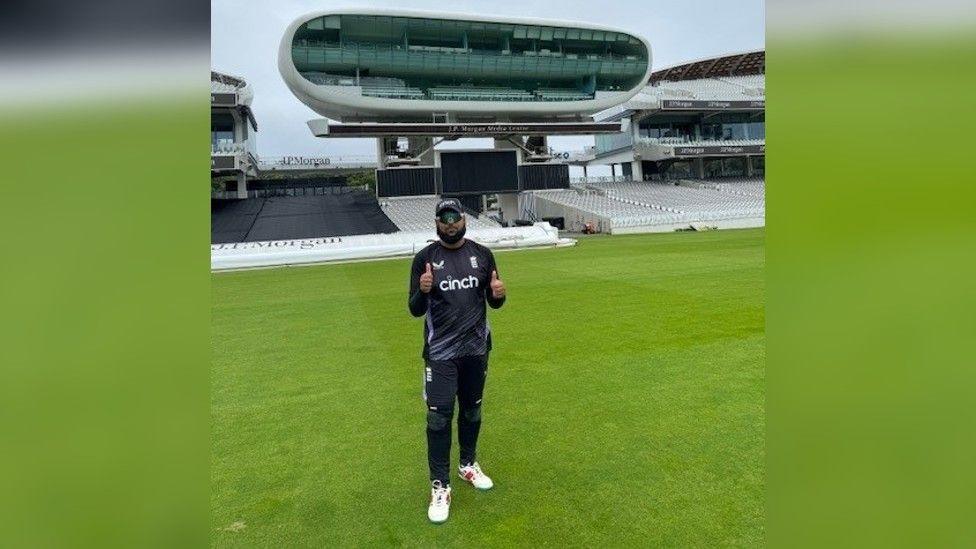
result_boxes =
[427,480,451,524]
[458,462,494,490]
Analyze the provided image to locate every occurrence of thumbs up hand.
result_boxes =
[490,269,505,299]
[420,262,434,293]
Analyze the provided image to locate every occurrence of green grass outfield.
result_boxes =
[212,228,765,547]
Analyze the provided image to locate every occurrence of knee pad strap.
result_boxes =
[461,405,482,423]
[427,408,453,431]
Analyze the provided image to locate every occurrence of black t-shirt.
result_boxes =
[408,239,505,360]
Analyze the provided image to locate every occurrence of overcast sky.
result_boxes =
[211,0,765,163]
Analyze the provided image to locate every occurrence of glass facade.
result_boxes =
[291,14,648,101]
[638,113,764,142]
[752,156,765,176]
[211,112,234,150]
[594,131,635,155]
[211,111,256,156]
[704,157,747,178]
[663,160,694,179]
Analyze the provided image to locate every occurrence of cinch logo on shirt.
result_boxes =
[439,275,479,291]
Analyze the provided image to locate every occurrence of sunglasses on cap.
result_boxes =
[437,211,462,224]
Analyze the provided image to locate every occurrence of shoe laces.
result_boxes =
[463,462,484,477]
[431,480,449,505]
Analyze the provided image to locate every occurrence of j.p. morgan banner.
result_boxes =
[211,237,343,252]
[661,99,764,111]
[674,144,765,156]
[275,156,331,166]
[322,121,622,137]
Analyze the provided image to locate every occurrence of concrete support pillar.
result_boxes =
[631,160,643,182]
[235,172,247,199]
[694,158,705,179]
[375,138,387,169]
[582,164,588,178]
[496,193,519,226]
[610,163,616,179]
[745,156,754,177]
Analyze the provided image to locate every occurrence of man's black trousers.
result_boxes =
[423,353,488,484]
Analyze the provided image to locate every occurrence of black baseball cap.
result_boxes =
[435,198,463,216]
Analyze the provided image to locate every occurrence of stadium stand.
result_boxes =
[652,77,764,100]
[212,190,506,244]
[635,137,766,147]
[592,180,764,219]
[211,198,264,244]
[589,51,764,186]
[528,179,765,231]
[532,189,682,226]
[211,187,398,243]
[680,177,765,199]
[380,196,503,232]
[715,75,765,95]
[593,52,765,124]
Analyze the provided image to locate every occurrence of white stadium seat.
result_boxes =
[380,196,503,233]
[530,178,765,229]
[652,76,764,100]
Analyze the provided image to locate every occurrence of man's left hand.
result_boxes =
[490,270,506,299]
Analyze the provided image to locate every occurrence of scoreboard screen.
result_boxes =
[440,151,518,194]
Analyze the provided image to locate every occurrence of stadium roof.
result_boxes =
[649,50,764,84]
[211,71,246,88]
[212,70,254,103]
[212,70,257,131]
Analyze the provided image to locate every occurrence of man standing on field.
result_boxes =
[407,198,507,524]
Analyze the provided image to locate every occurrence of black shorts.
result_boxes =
[422,354,489,411]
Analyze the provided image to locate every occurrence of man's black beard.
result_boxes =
[437,225,466,245]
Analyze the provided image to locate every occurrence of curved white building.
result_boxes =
[278,9,651,121]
